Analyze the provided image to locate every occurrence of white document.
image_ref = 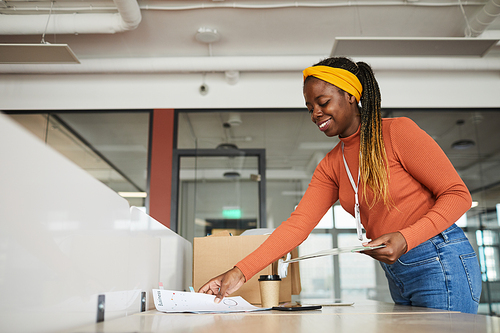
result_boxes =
[153,289,269,313]
[281,244,386,264]
[278,244,386,278]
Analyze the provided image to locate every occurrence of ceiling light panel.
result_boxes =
[0,44,80,64]
[331,37,499,57]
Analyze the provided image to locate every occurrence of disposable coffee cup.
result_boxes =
[258,274,281,308]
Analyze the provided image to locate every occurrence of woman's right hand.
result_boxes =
[197,266,246,303]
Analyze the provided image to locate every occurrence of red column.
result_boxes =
[148,109,175,228]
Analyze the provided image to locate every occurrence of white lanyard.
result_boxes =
[341,142,363,241]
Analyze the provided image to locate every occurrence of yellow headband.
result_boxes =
[303,65,363,102]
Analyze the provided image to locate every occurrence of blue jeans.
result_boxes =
[379,224,482,314]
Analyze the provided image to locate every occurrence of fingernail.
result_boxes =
[214,297,221,304]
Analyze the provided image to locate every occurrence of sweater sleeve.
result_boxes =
[390,117,472,251]
[236,150,340,281]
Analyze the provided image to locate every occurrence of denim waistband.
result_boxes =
[429,223,466,248]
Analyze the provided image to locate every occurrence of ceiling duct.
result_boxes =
[467,0,500,37]
[0,0,141,35]
[2,56,500,74]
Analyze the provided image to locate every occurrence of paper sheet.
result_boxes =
[153,289,269,313]
[278,244,386,278]
[282,244,386,264]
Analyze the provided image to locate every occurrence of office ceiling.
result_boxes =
[2,1,500,213]
[0,0,499,67]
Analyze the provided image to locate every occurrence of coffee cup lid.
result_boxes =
[258,274,281,281]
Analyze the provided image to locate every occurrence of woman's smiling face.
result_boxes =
[303,77,360,138]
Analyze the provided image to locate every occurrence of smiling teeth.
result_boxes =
[319,121,329,129]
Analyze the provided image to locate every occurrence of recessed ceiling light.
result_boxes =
[195,27,220,44]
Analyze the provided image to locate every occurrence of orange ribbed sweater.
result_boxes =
[236,117,472,281]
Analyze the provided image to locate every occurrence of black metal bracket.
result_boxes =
[141,291,147,312]
[96,294,105,323]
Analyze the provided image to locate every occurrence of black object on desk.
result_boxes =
[272,305,322,311]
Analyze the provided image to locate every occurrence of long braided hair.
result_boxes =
[314,57,391,208]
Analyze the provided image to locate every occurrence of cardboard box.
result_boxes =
[193,231,301,305]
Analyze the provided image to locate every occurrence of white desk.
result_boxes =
[70,300,500,333]
[0,114,192,333]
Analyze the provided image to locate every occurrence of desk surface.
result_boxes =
[71,300,500,333]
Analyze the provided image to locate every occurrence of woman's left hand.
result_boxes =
[361,232,408,265]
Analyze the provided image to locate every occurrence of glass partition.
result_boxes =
[5,111,151,207]
[176,108,500,314]
[389,109,500,315]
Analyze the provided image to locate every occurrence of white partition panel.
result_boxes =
[0,114,191,333]
[130,206,192,309]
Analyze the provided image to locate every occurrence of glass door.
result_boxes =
[171,149,266,243]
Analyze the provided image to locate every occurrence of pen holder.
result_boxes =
[258,274,281,308]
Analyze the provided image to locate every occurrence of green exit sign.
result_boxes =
[222,208,242,219]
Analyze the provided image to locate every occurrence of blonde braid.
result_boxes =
[314,57,392,208]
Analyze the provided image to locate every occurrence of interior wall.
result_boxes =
[149,109,174,228]
[0,70,499,110]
